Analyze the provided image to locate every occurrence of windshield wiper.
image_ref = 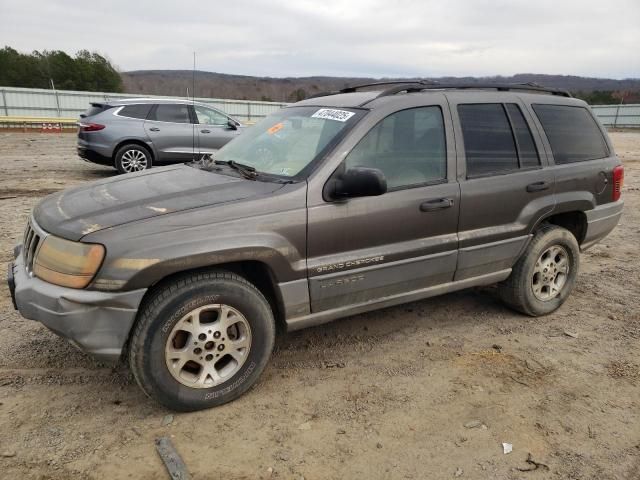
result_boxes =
[214,159,257,180]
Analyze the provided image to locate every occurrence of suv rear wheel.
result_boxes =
[115,144,152,174]
[498,224,580,316]
[128,270,276,411]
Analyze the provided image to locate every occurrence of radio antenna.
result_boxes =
[192,51,197,162]
[192,51,196,102]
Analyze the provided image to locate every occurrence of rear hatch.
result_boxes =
[80,103,111,119]
[78,103,113,139]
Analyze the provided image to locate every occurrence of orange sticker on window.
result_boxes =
[267,122,284,135]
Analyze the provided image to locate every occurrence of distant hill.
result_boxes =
[121,70,640,104]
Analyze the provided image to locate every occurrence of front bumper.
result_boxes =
[8,248,147,363]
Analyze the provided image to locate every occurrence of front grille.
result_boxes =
[23,220,41,276]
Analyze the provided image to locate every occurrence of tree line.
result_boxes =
[574,89,640,105]
[1,46,637,104]
[0,46,123,92]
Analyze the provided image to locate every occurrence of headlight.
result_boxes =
[33,235,105,289]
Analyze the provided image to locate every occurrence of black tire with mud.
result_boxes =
[498,224,580,316]
[128,270,276,411]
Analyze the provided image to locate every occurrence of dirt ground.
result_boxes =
[0,131,638,480]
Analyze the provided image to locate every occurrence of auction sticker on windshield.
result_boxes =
[267,122,284,135]
[311,108,355,122]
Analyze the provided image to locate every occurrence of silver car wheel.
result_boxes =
[164,304,252,389]
[121,149,148,172]
[254,146,276,169]
[531,245,570,301]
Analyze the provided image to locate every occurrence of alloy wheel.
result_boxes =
[531,245,570,301]
[120,149,148,172]
[164,304,252,388]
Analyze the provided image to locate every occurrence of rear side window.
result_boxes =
[150,104,192,124]
[505,104,540,168]
[458,104,518,177]
[118,104,152,120]
[532,105,608,164]
[345,106,446,189]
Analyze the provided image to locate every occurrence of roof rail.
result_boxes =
[307,80,434,99]
[339,80,436,93]
[307,81,571,102]
[372,82,572,99]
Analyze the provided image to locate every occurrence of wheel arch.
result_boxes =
[134,260,287,335]
[534,210,588,245]
[113,139,155,166]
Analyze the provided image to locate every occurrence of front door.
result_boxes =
[144,103,196,163]
[307,102,460,312]
[449,96,556,280]
[193,104,242,154]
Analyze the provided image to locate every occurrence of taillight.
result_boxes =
[612,165,624,201]
[78,122,105,132]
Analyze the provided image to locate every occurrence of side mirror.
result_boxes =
[227,119,239,130]
[334,167,387,198]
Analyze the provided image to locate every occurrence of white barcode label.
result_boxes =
[311,108,355,122]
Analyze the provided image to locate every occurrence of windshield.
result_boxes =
[214,106,362,177]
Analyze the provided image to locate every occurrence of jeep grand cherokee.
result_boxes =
[9,82,624,411]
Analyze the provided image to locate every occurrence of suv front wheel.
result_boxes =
[128,270,276,411]
[499,224,580,316]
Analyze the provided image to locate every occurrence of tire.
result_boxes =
[114,144,152,174]
[498,224,580,316]
[128,270,276,411]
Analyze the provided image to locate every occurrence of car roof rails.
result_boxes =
[373,82,572,99]
[308,80,571,102]
[307,80,437,99]
[339,80,438,93]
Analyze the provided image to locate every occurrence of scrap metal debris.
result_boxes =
[463,420,483,429]
[155,437,191,480]
[516,453,550,472]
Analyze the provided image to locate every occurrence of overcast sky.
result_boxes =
[1,0,638,79]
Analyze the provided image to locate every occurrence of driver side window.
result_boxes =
[195,105,229,126]
[344,106,446,189]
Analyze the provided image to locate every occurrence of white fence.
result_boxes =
[0,86,288,123]
[590,104,640,128]
[1,86,639,128]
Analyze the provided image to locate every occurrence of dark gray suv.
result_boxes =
[9,82,624,411]
[77,98,243,173]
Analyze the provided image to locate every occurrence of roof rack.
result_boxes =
[307,80,435,99]
[374,82,572,99]
[339,80,437,93]
[308,81,571,101]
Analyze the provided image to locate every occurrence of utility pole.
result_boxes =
[50,78,61,117]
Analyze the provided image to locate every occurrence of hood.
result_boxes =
[34,165,284,240]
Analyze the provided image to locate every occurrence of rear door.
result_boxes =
[449,94,555,280]
[144,103,196,163]
[529,102,616,208]
[306,97,460,312]
[194,104,242,154]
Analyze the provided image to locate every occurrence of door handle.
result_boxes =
[420,198,453,212]
[149,127,160,132]
[201,129,211,134]
[526,181,549,193]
